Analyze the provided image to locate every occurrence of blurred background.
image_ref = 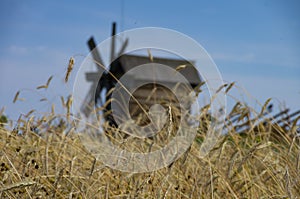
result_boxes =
[0,0,299,121]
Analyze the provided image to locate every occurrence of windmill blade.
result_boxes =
[87,37,105,71]
[81,71,104,117]
[82,22,119,118]
[110,22,116,63]
[81,89,96,117]
[117,38,129,57]
[82,37,107,117]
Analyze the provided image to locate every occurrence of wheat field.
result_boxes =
[0,73,299,198]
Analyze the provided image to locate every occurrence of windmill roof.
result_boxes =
[118,54,201,85]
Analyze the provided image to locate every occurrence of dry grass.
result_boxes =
[1,63,299,198]
[0,100,299,198]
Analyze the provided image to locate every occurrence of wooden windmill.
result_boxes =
[81,22,202,126]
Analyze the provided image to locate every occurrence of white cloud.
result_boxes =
[8,45,28,55]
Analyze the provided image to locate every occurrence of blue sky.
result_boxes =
[0,0,300,121]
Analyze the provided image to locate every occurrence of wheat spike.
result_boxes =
[60,96,66,107]
[65,57,75,83]
[25,109,35,118]
[37,75,53,89]
[260,98,272,116]
[147,49,153,62]
[194,81,206,94]
[12,91,25,103]
[46,75,53,86]
[175,64,187,71]
[216,83,228,93]
[13,91,20,103]
[66,95,73,121]
[51,104,55,115]
[225,82,235,93]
